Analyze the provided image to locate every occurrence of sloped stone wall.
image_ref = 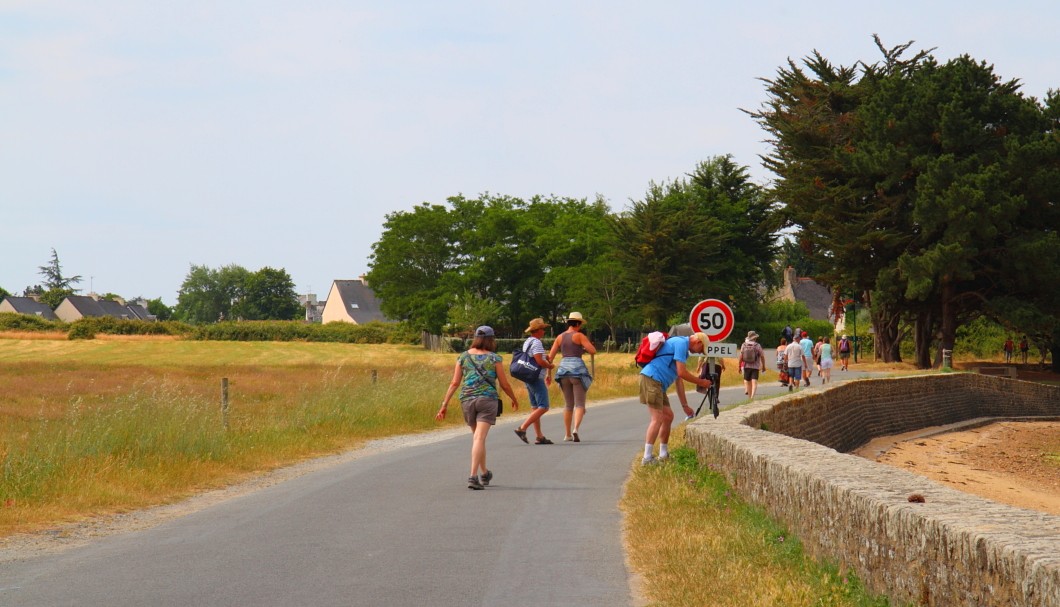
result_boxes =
[684,374,1060,607]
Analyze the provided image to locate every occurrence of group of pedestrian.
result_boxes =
[436,312,597,490]
[438,314,862,489]
[1004,336,1030,364]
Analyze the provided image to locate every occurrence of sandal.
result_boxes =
[514,429,528,444]
[535,436,554,445]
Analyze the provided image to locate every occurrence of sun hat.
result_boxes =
[524,317,550,334]
[692,332,709,349]
[475,326,495,337]
[566,311,585,322]
[746,330,759,341]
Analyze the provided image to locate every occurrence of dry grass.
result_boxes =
[622,426,892,607]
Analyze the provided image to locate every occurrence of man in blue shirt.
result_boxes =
[799,331,814,386]
[639,332,712,464]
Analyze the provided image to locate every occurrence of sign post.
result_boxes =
[688,299,736,420]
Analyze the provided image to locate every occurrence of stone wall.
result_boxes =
[684,374,1060,607]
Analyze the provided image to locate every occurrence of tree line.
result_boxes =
[365,155,779,341]
[367,39,1059,367]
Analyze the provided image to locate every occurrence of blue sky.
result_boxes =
[2,1,1056,305]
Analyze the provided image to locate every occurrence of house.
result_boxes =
[299,293,327,323]
[54,294,155,322]
[0,296,59,321]
[775,266,837,323]
[321,277,389,324]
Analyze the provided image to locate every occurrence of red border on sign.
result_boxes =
[689,299,735,343]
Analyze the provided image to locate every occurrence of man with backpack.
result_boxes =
[638,331,712,465]
[740,330,766,399]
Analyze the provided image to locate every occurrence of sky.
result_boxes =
[2,1,1057,305]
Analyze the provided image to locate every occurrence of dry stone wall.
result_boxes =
[684,374,1060,607]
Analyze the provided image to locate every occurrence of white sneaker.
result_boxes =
[642,455,657,465]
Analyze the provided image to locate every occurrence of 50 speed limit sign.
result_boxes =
[689,299,735,343]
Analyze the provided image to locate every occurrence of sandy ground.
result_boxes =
[853,420,1060,515]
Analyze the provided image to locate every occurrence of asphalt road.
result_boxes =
[0,355,879,607]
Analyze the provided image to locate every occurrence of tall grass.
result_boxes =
[622,426,895,607]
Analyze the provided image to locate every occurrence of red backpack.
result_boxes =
[634,331,668,367]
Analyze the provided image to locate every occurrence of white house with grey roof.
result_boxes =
[321,278,390,324]
[0,296,59,320]
[54,294,154,322]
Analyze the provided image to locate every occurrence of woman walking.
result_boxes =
[437,326,521,490]
[548,311,597,442]
[819,336,834,384]
[513,317,557,445]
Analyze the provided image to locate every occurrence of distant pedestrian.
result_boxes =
[781,324,794,344]
[739,330,766,399]
[638,332,712,464]
[838,335,852,371]
[776,337,789,386]
[513,318,557,446]
[1003,337,1014,363]
[813,336,824,377]
[548,311,596,442]
[784,338,804,391]
[819,336,834,384]
[799,331,814,386]
[1019,336,1029,364]
[438,326,521,490]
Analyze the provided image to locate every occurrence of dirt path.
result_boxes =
[853,420,1060,515]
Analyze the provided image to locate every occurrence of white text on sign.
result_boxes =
[704,343,737,358]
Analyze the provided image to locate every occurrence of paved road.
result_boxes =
[0,358,881,607]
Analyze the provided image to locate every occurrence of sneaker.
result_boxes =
[468,476,484,490]
[658,454,670,462]
[535,436,554,445]
[642,455,657,466]
[514,429,529,444]
[480,469,493,487]
[563,435,574,441]
[572,432,580,443]
[788,385,793,392]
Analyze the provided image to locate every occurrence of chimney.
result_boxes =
[359,274,369,286]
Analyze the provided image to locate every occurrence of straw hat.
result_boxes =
[566,311,585,323]
[524,317,550,334]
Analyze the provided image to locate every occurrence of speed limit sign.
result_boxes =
[689,299,735,343]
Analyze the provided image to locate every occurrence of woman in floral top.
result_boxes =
[438,326,521,490]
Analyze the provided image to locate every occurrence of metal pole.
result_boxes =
[853,301,858,364]
[221,377,229,430]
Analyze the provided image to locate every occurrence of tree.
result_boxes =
[38,248,82,291]
[173,264,250,324]
[144,297,173,321]
[366,203,460,333]
[608,156,778,329]
[235,267,300,321]
[753,39,1060,367]
[0,286,10,300]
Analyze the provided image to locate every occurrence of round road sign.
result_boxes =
[689,299,735,343]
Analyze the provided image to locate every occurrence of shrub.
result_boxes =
[0,312,64,332]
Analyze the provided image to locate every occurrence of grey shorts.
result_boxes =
[461,396,498,427]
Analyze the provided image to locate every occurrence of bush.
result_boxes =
[67,323,97,340]
[0,312,64,332]
[190,320,418,344]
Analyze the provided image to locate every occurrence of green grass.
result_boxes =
[623,429,898,606]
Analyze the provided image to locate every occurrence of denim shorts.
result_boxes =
[787,366,803,381]
[524,377,550,409]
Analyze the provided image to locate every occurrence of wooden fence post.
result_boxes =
[221,377,230,430]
